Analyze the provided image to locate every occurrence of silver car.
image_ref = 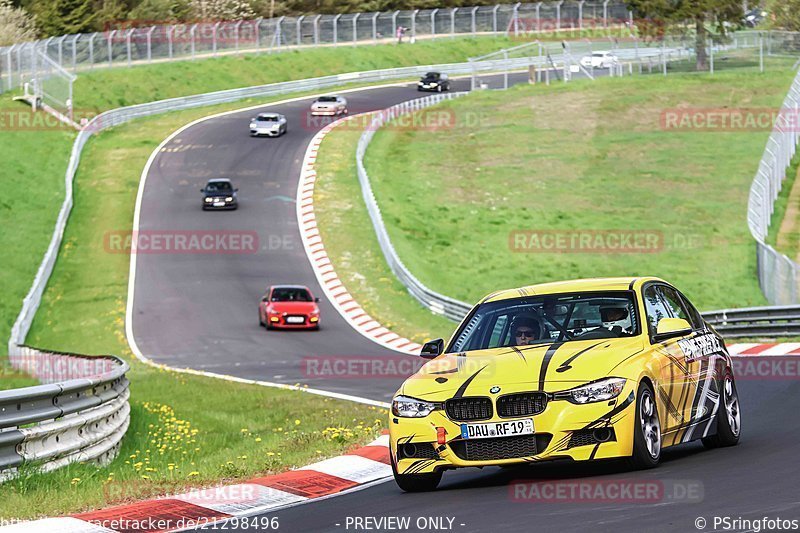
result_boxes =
[310,95,348,116]
[250,113,287,137]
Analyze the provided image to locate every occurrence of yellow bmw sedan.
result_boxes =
[390,277,741,491]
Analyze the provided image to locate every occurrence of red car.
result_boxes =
[259,285,320,330]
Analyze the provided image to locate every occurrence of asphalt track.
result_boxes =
[132,70,800,532]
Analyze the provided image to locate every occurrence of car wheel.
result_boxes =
[391,453,441,492]
[628,381,661,469]
[702,372,741,449]
[259,315,265,327]
[437,85,442,93]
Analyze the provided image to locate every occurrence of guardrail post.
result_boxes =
[353,13,360,44]
[492,5,500,34]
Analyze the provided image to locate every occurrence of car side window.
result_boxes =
[643,286,670,336]
[660,286,692,324]
[677,291,705,330]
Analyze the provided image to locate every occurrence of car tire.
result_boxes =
[437,85,442,93]
[391,453,441,492]
[702,371,741,449]
[628,381,661,469]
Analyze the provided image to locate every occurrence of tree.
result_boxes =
[626,0,744,71]
[26,0,96,35]
[0,0,37,44]
[767,0,800,31]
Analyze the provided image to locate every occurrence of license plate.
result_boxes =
[461,419,534,440]
[286,316,305,324]
[213,201,225,207]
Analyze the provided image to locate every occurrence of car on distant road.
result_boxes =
[580,51,618,69]
[259,285,321,330]
[417,72,451,92]
[389,277,741,492]
[249,112,287,137]
[201,178,238,210]
[310,95,348,116]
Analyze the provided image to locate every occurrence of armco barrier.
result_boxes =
[0,346,129,480]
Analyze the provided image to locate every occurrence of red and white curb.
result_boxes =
[0,435,391,532]
[727,343,800,356]
[296,116,422,355]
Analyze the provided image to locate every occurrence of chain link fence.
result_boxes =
[0,2,639,96]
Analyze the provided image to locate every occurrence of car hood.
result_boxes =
[398,337,645,399]
[265,301,317,313]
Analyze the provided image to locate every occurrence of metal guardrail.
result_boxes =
[0,346,129,480]
[703,305,800,338]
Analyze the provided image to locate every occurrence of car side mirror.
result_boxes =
[234,188,239,192]
[420,338,444,359]
[653,317,692,342]
[315,297,320,302]
[200,188,205,192]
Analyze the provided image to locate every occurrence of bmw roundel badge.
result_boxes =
[490,386,501,394]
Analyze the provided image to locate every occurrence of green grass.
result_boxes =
[769,154,800,258]
[0,98,389,520]
[310,65,798,346]
[74,36,522,111]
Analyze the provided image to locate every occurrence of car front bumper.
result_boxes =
[390,382,638,475]
[250,127,282,136]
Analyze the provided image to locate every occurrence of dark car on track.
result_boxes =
[201,178,238,210]
[417,72,450,92]
[259,285,321,330]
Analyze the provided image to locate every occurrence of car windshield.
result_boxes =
[593,52,606,57]
[448,291,640,352]
[257,115,279,122]
[424,72,440,79]
[271,288,312,302]
[206,181,232,193]
[317,96,337,102]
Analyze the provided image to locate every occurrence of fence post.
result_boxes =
[503,49,509,89]
[556,0,563,31]
[7,46,14,88]
[276,17,285,48]
[255,18,262,51]
[190,24,197,59]
[759,32,764,72]
[126,29,133,67]
[88,33,95,68]
[71,34,79,71]
[297,16,304,47]
[147,27,155,62]
[451,8,457,37]
[578,0,584,31]
[108,30,116,68]
[58,35,67,67]
[353,13,360,44]
[493,5,500,34]
[391,11,398,42]
[334,14,342,44]
[312,15,320,45]
[372,13,379,43]
[213,21,220,55]
[431,9,438,37]
[603,0,609,28]
[535,2,542,32]
[167,26,173,59]
[412,9,419,40]
[471,6,478,34]
[709,37,714,74]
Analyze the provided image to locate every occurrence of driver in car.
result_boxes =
[511,315,543,346]
[600,306,632,335]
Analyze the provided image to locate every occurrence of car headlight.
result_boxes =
[392,395,436,418]
[204,197,212,203]
[429,82,438,87]
[250,123,257,128]
[225,196,233,202]
[562,377,626,404]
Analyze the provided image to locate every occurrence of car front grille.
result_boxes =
[496,392,548,418]
[445,397,492,421]
[450,434,552,461]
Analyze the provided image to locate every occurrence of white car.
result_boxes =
[310,95,348,116]
[250,113,287,137]
[580,51,618,69]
